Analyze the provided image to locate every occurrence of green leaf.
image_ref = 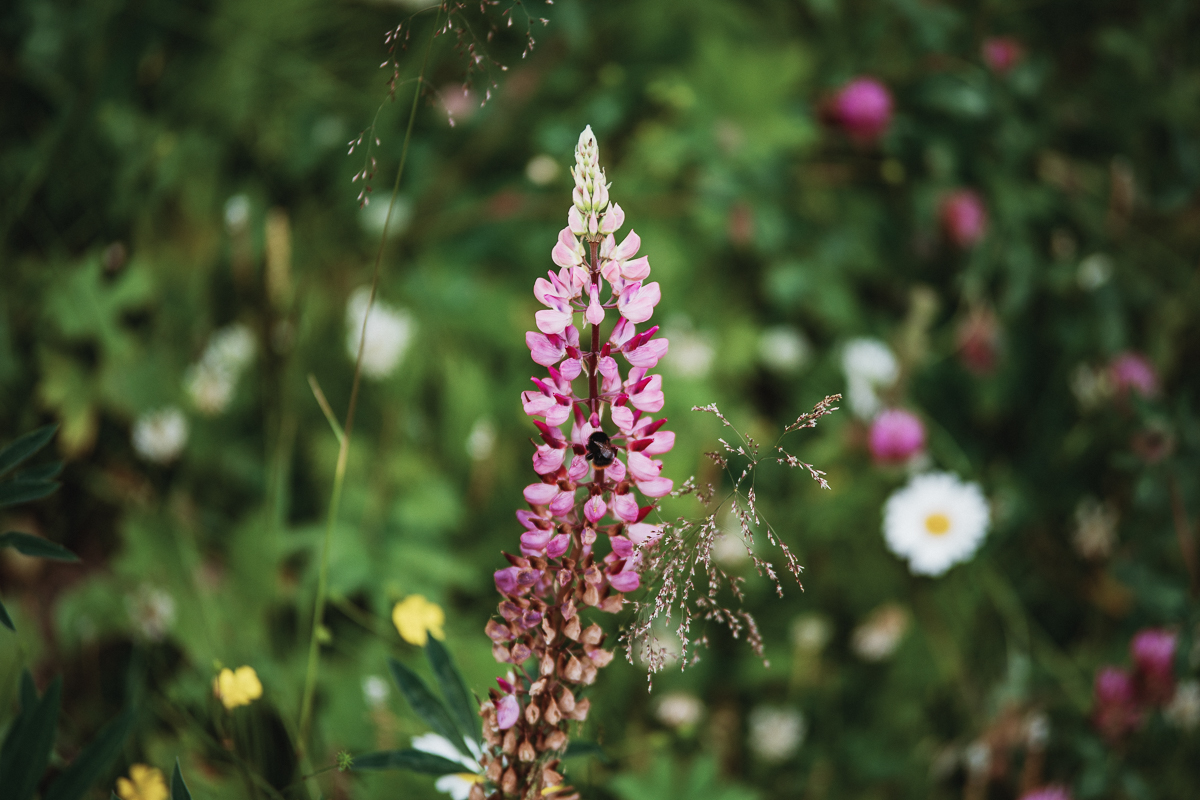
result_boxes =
[0,671,63,800]
[0,425,58,477]
[19,461,63,481]
[0,597,12,631]
[44,709,135,800]
[0,532,79,562]
[387,657,465,749]
[171,758,192,800]
[351,749,468,775]
[564,740,608,762]
[425,638,481,745]
[0,479,60,508]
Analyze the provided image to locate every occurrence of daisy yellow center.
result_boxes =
[924,512,951,536]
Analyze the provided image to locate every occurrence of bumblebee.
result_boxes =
[585,430,618,468]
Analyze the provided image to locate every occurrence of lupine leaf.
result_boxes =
[564,740,608,762]
[19,461,63,481]
[387,658,464,749]
[0,597,12,631]
[0,425,57,476]
[171,758,192,800]
[44,708,135,800]
[351,749,466,775]
[0,531,79,561]
[0,479,60,508]
[1,672,63,800]
[425,638,481,745]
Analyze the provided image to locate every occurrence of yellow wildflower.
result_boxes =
[116,764,168,800]
[213,665,263,710]
[392,595,445,646]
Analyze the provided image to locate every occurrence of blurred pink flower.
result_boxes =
[827,77,893,143]
[1131,627,1177,706]
[868,409,925,463]
[940,190,988,248]
[956,306,1001,375]
[1108,352,1158,399]
[982,37,1024,73]
[1092,666,1143,741]
[1019,787,1070,800]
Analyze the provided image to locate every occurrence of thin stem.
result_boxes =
[1169,475,1199,597]
[297,6,441,757]
[587,240,601,416]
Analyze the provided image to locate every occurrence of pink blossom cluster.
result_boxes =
[1092,627,1178,742]
[939,189,989,248]
[824,77,893,143]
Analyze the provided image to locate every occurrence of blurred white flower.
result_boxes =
[132,407,188,464]
[964,740,990,776]
[655,692,704,730]
[127,586,176,641]
[526,154,561,186]
[747,705,806,763]
[664,329,715,379]
[411,732,483,800]
[1073,497,1118,560]
[635,621,682,671]
[851,603,910,661]
[362,675,390,710]
[842,338,898,419]
[185,323,257,415]
[1025,711,1050,748]
[345,287,416,379]
[759,325,811,374]
[465,418,497,461]
[790,614,832,655]
[1165,680,1200,730]
[883,472,989,576]
[360,195,412,238]
[1076,253,1113,290]
[224,194,250,232]
[439,83,478,126]
[1069,363,1111,410]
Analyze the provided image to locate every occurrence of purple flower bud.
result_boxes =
[546,533,571,558]
[1092,666,1142,741]
[1018,788,1070,800]
[868,409,926,463]
[494,567,521,596]
[608,571,640,593]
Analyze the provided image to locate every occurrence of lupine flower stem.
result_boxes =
[297,4,441,762]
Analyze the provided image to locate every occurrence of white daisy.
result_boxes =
[842,338,898,419]
[131,407,189,464]
[411,733,484,800]
[345,287,415,379]
[883,472,989,576]
[655,692,704,730]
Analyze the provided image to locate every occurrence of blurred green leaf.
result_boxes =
[0,597,12,632]
[0,479,60,508]
[350,748,467,775]
[425,638,481,746]
[171,758,192,800]
[43,709,135,800]
[0,425,57,476]
[0,531,78,562]
[388,657,465,749]
[0,671,62,800]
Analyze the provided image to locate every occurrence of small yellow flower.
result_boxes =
[116,764,168,800]
[213,665,263,710]
[392,595,445,646]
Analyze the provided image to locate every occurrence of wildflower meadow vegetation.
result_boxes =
[3,1,1200,799]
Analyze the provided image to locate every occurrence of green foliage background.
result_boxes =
[2,0,1200,797]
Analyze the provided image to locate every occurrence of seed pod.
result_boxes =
[541,616,556,644]
[583,584,600,606]
[600,594,623,613]
[486,757,503,782]
[581,624,603,646]
[492,643,512,663]
[571,698,590,721]
[529,677,548,695]
[581,662,597,685]
[486,619,513,642]
[544,697,562,725]
[502,729,518,755]
[546,730,568,751]
[525,700,541,725]
[469,784,486,800]
[558,687,576,713]
[564,616,582,640]
[519,739,537,762]
[589,648,614,668]
[543,767,564,788]
[540,652,555,676]
[563,654,583,682]
[502,767,518,794]
[511,642,532,662]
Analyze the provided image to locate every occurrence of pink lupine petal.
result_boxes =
[533,420,567,447]
[532,445,566,475]
[610,404,636,432]
[496,676,513,692]
[625,337,669,368]
[546,533,571,558]
[620,256,651,281]
[552,240,580,268]
[494,567,521,595]
[523,482,560,505]
[568,205,586,235]
[497,694,520,729]
[636,477,674,497]
[605,457,627,482]
[520,529,553,552]
[565,325,580,347]
[600,202,625,234]
[598,356,619,380]
[609,317,636,348]
[610,535,634,558]
[535,307,573,335]
[516,509,550,530]
[601,371,623,395]
[618,281,661,324]
[643,430,675,455]
[600,258,622,284]
[629,381,665,412]
[584,496,607,523]
[559,358,583,381]
[627,450,663,482]
[534,277,561,307]
[586,293,605,325]
[549,489,576,516]
[611,230,641,261]
[521,392,557,417]
[567,455,591,482]
[627,523,663,546]
[543,400,572,427]
[608,571,640,592]
[526,331,566,366]
[612,492,640,522]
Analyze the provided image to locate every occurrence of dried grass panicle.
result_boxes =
[621,398,838,685]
